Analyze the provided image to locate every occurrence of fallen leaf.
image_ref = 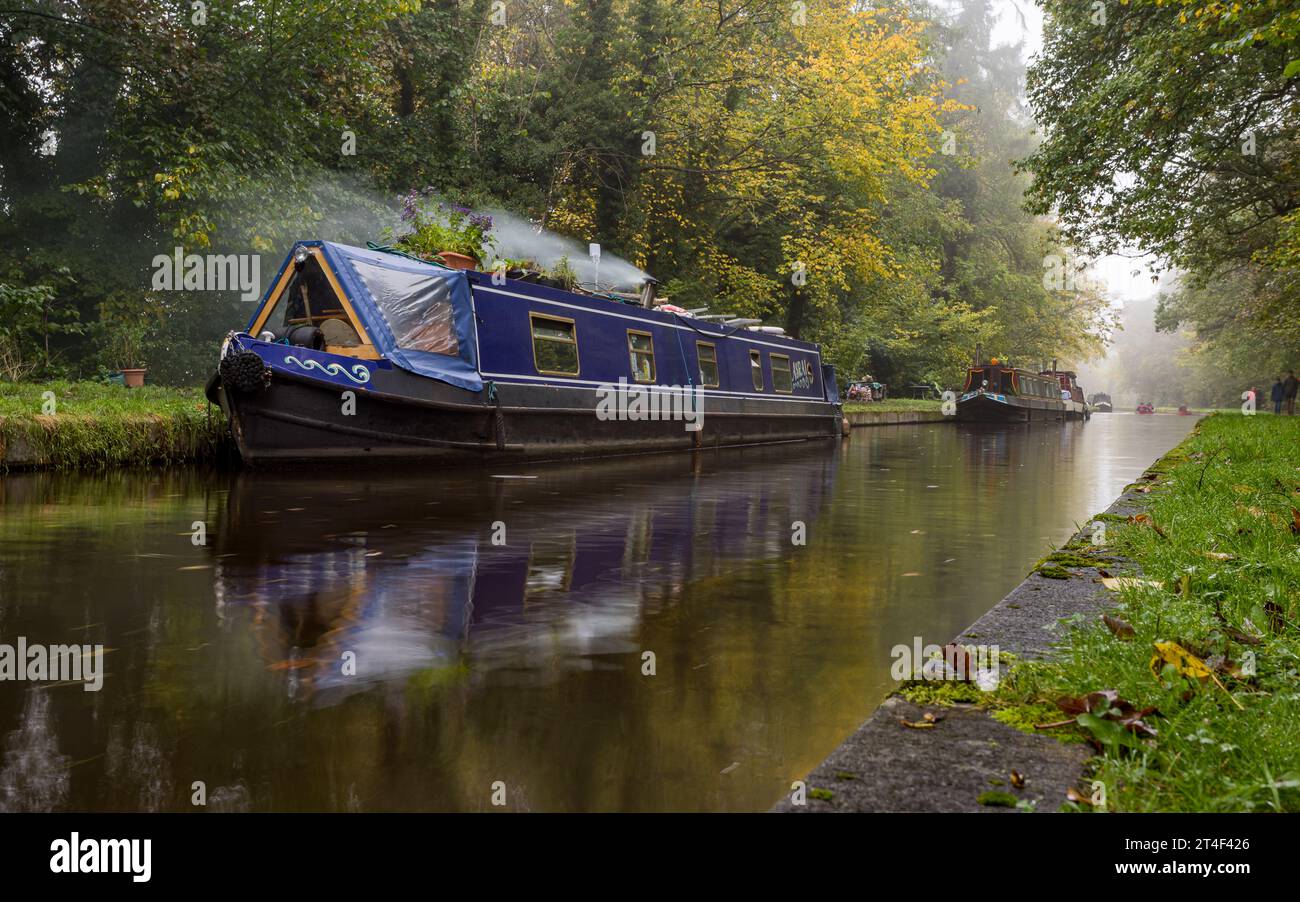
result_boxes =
[1066,786,1094,807]
[1128,513,1167,536]
[1101,577,1163,591]
[1056,690,1160,741]
[1149,641,1244,710]
[1102,613,1136,639]
[899,718,936,729]
[1149,641,1213,681]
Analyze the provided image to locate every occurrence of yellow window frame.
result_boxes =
[627,330,656,383]
[529,313,581,377]
[249,247,380,359]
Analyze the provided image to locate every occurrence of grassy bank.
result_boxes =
[978,413,1300,811]
[0,381,232,470]
[842,398,943,414]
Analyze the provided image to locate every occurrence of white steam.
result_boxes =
[483,208,651,291]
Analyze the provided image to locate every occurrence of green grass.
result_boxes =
[990,413,1300,811]
[842,398,943,414]
[0,380,231,469]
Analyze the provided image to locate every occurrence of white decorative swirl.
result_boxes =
[284,355,371,384]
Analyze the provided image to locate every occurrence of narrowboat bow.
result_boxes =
[207,241,843,464]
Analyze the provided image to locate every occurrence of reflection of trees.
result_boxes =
[0,691,70,812]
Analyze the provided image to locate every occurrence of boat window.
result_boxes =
[530,314,579,375]
[351,259,459,356]
[628,330,656,383]
[749,350,764,391]
[260,255,362,347]
[770,353,793,393]
[696,342,719,387]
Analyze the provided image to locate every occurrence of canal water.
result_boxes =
[0,414,1196,812]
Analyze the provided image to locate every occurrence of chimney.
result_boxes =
[639,277,658,309]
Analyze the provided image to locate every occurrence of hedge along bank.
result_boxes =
[0,382,232,470]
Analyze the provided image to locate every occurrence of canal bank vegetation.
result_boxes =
[841,399,943,415]
[0,381,231,470]
[961,414,1300,812]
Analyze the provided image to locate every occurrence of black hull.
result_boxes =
[955,392,1087,423]
[214,369,842,465]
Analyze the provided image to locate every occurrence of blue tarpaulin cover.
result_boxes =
[250,241,483,393]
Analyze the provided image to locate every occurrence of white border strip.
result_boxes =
[480,372,823,403]
[473,284,822,358]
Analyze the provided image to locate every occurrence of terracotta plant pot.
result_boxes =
[121,368,146,388]
[435,251,478,271]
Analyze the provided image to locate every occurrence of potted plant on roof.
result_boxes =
[390,189,496,270]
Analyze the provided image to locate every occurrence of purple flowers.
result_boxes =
[388,188,498,260]
[397,190,493,235]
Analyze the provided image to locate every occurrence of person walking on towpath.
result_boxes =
[1285,370,1298,416]
[1271,377,1285,415]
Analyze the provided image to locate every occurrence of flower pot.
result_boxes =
[435,251,478,271]
[121,368,146,388]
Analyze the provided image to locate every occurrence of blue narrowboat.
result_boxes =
[207,241,843,464]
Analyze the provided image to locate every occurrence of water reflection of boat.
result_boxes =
[210,446,836,700]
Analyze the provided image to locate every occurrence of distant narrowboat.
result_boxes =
[955,357,1089,423]
[206,241,843,464]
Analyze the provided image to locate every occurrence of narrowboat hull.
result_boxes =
[955,389,1088,423]
[210,340,841,465]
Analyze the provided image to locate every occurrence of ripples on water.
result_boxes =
[0,414,1197,811]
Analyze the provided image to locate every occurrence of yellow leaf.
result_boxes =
[1149,641,1244,709]
[1101,577,1163,591]
[1150,641,1211,680]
